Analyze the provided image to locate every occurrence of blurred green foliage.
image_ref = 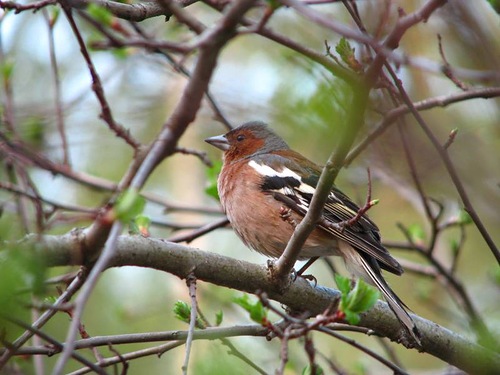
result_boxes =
[302,363,325,375]
[205,160,222,201]
[129,214,151,235]
[114,188,146,223]
[487,0,500,13]
[86,3,113,27]
[0,243,46,339]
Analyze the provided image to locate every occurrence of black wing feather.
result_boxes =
[254,153,403,275]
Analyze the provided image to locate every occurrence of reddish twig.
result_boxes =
[43,8,70,165]
[60,2,141,150]
[443,128,458,150]
[175,146,213,167]
[167,217,229,243]
[3,317,106,374]
[389,56,500,265]
[257,291,408,374]
[106,344,128,375]
[437,34,469,91]
[338,169,376,231]
[0,0,56,13]
[345,87,500,166]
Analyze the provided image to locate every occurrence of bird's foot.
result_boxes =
[279,206,297,228]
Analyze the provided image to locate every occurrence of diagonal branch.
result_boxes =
[60,2,141,150]
[52,0,258,372]
[273,0,449,280]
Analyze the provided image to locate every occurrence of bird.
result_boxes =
[205,120,420,344]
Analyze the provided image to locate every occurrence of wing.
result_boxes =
[251,151,403,275]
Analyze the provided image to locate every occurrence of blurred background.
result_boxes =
[0,0,499,373]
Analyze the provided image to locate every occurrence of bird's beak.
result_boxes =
[205,134,229,151]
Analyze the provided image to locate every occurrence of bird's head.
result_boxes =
[205,121,289,163]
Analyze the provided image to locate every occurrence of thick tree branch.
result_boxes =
[14,233,500,375]
[67,0,198,22]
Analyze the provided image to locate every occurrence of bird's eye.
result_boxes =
[236,134,245,142]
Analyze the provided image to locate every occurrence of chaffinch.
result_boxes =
[205,121,420,343]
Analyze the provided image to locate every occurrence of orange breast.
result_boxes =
[218,160,341,259]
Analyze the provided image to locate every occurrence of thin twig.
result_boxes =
[182,273,198,375]
[317,327,409,375]
[196,307,268,374]
[389,55,500,265]
[345,87,500,166]
[437,34,469,91]
[175,146,213,167]
[0,270,87,368]
[60,1,141,150]
[52,224,123,375]
[0,0,57,13]
[4,317,105,374]
[167,217,229,243]
[0,325,269,356]
[129,23,233,129]
[43,8,70,165]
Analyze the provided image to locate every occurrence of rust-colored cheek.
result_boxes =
[225,137,266,162]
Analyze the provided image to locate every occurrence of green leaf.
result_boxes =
[415,279,432,300]
[205,160,222,201]
[334,274,351,295]
[346,279,380,313]
[129,214,151,235]
[172,300,206,328]
[114,189,146,223]
[458,209,472,225]
[215,310,223,326]
[490,267,500,286]
[335,37,362,72]
[44,296,58,305]
[233,294,267,324]
[343,310,360,325]
[87,3,113,27]
[302,364,324,375]
[112,47,129,60]
[336,276,379,325]
[173,301,191,324]
[1,58,14,81]
[408,223,425,243]
[49,8,60,27]
[449,238,460,256]
[265,0,282,10]
[335,38,352,59]
[21,117,45,146]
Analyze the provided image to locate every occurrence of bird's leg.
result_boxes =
[297,257,319,276]
[295,257,319,286]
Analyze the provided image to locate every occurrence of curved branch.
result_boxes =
[345,87,500,166]
[67,0,197,22]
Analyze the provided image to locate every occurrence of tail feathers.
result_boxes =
[357,254,422,345]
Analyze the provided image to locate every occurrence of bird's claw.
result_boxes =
[279,206,297,227]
